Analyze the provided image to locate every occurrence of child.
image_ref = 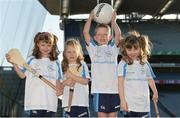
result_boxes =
[118,31,158,117]
[83,11,121,117]
[6,32,63,117]
[61,39,90,117]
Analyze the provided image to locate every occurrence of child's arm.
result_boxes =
[148,78,158,100]
[66,70,89,85]
[111,11,121,46]
[62,78,76,87]
[6,54,26,79]
[118,76,128,111]
[13,64,26,79]
[83,11,94,45]
[56,80,64,96]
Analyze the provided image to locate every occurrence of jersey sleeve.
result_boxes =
[86,37,97,52]
[117,60,126,78]
[146,62,156,79]
[56,60,63,80]
[22,56,34,73]
[82,61,90,79]
[108,38,120,55]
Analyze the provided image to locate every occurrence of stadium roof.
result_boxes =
[38,0,180,17]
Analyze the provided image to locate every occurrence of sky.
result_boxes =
[0,0,65,66]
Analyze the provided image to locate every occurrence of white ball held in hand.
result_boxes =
[93,3,114,24]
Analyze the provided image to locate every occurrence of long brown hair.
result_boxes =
[32,32,60,61]
[121,31,152,65]
[61,38,84,73]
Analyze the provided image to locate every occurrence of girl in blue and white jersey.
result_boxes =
[118,31,158,117]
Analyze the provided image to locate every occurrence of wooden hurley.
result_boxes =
[153,99,160,118]
[7,48,56,91]
[66,65,83,112]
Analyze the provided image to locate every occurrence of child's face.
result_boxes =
[37,41,53,58]
[126,47,141,60]
[94,27,111,45]
[65,46,78,64]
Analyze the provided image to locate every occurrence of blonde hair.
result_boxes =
[121,31,152,65]
[61,38,84,73]
[94,23,111,35]
[32,32,59,61]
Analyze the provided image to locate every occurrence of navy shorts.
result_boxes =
[29,110,55,117]
[123,111,150,117]
[93,93,120,113]
[65,106,90,117]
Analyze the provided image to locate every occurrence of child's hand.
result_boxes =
[120,100,128,112]
[63,77,75,87]
[56,81,64,96]
[56,86,63,96]
[89,10,94,21]
[111,11,117,22]
[152,92,158,102]
[64,70,77,86]
[5,53,12,63]
[6,53,18,67]
[67,78,76,87]
[66,70,74,79]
